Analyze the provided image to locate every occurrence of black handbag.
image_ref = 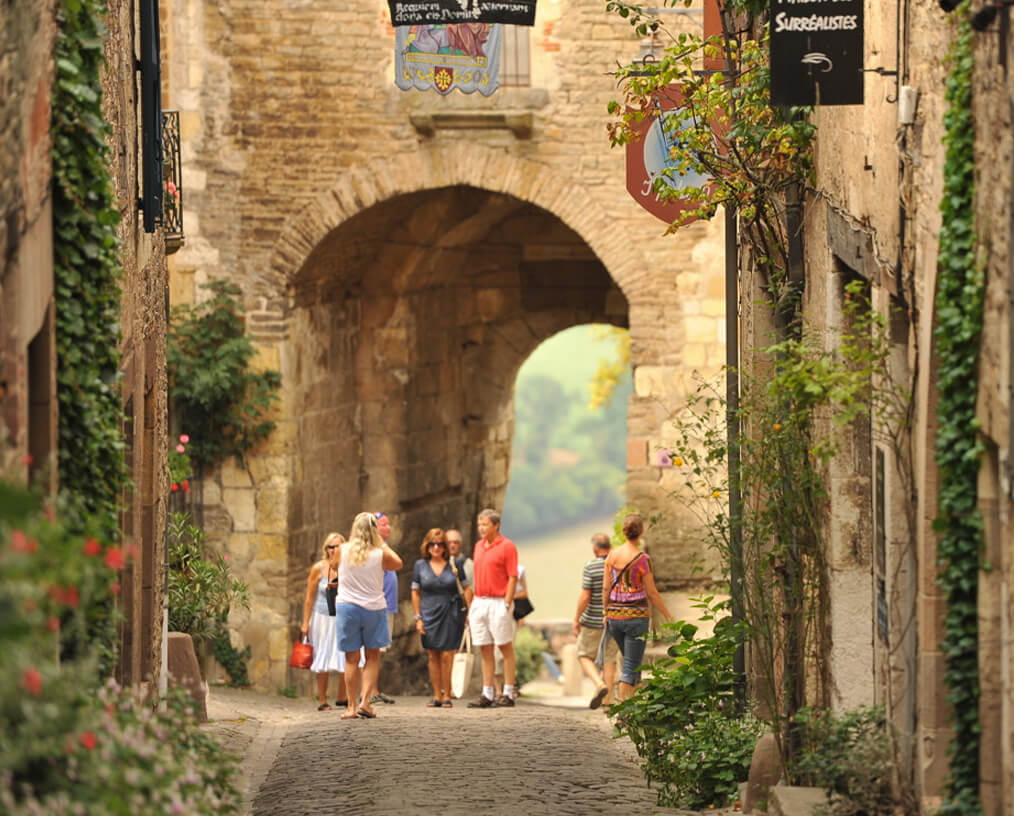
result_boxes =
[325,570,338,616]
[449,558,469,615]
[512,597,534,620]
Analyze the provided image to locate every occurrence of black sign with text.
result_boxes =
[389,1,537,26]
[770,0,864,106]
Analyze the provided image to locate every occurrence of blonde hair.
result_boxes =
[321,532,345,558]
[346,512,383,566]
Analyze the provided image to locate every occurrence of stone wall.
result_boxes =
[779,3,1014,811]
[163,0,729,690]
[1,0,57,485]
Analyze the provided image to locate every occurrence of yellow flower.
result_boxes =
[712,489,721,499]
[673,456,684,467]
[773,423,783,432]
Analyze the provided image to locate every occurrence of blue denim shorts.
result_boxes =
[335,603,391,652]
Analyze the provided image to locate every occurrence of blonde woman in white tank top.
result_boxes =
[334,511,403,719]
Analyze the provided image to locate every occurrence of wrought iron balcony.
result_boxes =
[161,110,184,253]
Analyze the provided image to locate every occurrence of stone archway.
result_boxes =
[214,152,726,691]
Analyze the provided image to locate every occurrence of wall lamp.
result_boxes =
[971,0,1014,29]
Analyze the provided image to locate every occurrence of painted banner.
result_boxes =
[395,23,503,95]
[389,1,536,26]
[770,0,864,106]
[626,86,713,224]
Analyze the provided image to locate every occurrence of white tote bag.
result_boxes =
[450,627,475,699]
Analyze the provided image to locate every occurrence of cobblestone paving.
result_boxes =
[252,698,673,816]
[206,688,729,816]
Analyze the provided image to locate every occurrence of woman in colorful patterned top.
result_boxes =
[600,513,673,701]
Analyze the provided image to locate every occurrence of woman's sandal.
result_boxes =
[426,699,441,708]
[356,707,377,719]
[441,699,453,708]
[340,710,359,720]
[335,699,348,707]
[317,703,331,711]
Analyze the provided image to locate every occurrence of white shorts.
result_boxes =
[470,596,515,646]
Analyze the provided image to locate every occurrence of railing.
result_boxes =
[161,110,184,253]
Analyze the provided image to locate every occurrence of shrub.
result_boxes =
[515,625,548,686]
[0,481,241,813]
[167,512,249,644]
[791,706,897,816]
[610,597,764,808]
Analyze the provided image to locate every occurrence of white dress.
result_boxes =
[309,566,346,673]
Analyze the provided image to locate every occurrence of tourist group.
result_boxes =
[299,508,674,718]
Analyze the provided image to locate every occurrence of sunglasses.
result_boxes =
[325,544,339,550]
[428,541,446,547]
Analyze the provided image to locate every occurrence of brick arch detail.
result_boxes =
[268,143,651,299]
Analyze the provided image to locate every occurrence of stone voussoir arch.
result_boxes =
[268,143,653,301]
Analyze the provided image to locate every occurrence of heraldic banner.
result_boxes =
[389,1,536,26]
[395,23,503,95]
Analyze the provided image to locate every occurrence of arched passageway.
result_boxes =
[283,186,627,685]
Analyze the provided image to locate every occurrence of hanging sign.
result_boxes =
[769,0,864,106]
[626,86,714,224]
[395,23,503,95]
[389,1,536,26]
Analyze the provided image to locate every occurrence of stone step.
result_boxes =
[768,786,826,816]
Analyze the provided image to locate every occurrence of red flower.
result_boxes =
[171,483,179,492]
[11,530,37,553]
[48,586,79,608]
[104,547,125,571]
[22,668,42,697]
[22,454,33,466]
[80,732,97,750]
[47,617,60,632]
[84,538,101,557]
[182,480,190,492]
[43,507,56,522]
[109,581,121,596]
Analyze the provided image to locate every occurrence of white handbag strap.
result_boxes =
[458,626,471,653]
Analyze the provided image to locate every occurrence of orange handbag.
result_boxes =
[289,637,313,669]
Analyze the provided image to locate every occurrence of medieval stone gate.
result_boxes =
[163,0,727,689]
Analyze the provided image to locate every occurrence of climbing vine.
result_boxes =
[933,8,985,815]
[51,0,127,539]
[167,280,281,472]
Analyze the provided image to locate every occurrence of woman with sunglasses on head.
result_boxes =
[334,512,404,719]
[411,528,473,707]
[300,533,347,711]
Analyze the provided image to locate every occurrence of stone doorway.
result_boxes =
[283,186,628,690]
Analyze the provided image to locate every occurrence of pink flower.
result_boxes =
[22,668,42,697]
[166,181,177,196]
[22,454,33,466]
[47,617,60,632]
[176,443,186,453]
[80,732,97,750]
[179,434,190,443]
[110,581,121,596]
[11,530,37,554]
[104,547,126,571]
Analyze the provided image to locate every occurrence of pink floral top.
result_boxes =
[606,553,651,620]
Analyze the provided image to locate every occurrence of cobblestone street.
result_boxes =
[205,687,715,816]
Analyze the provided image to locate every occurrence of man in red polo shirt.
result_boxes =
[466,508,518,708]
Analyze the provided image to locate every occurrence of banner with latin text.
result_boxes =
[770,0,864,106]
[395,23,503,95]
[389,1,536,26]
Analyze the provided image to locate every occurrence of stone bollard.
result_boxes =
[743,732,781,813]
[560,643,583,696]
[167,632,208,722]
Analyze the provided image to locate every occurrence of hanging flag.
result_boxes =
[389,1,536,26]
[395,23,503,95]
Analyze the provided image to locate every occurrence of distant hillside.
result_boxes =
[502,325,631,538]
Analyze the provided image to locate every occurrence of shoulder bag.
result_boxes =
[450,627,475,699]
[448,557,469,616]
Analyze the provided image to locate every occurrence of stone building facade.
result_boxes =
[752,3,1014,812]
[1,0,170,689]
[162,0,728,690]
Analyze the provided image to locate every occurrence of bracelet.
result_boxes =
[413,614,422,620]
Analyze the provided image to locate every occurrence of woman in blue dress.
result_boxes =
[411,528,472,707]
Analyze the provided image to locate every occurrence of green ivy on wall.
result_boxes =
[51,0,127,539]
[933,8,985,816]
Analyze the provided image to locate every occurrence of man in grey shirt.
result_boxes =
[573,533,618,709]
[446,529,473,585]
